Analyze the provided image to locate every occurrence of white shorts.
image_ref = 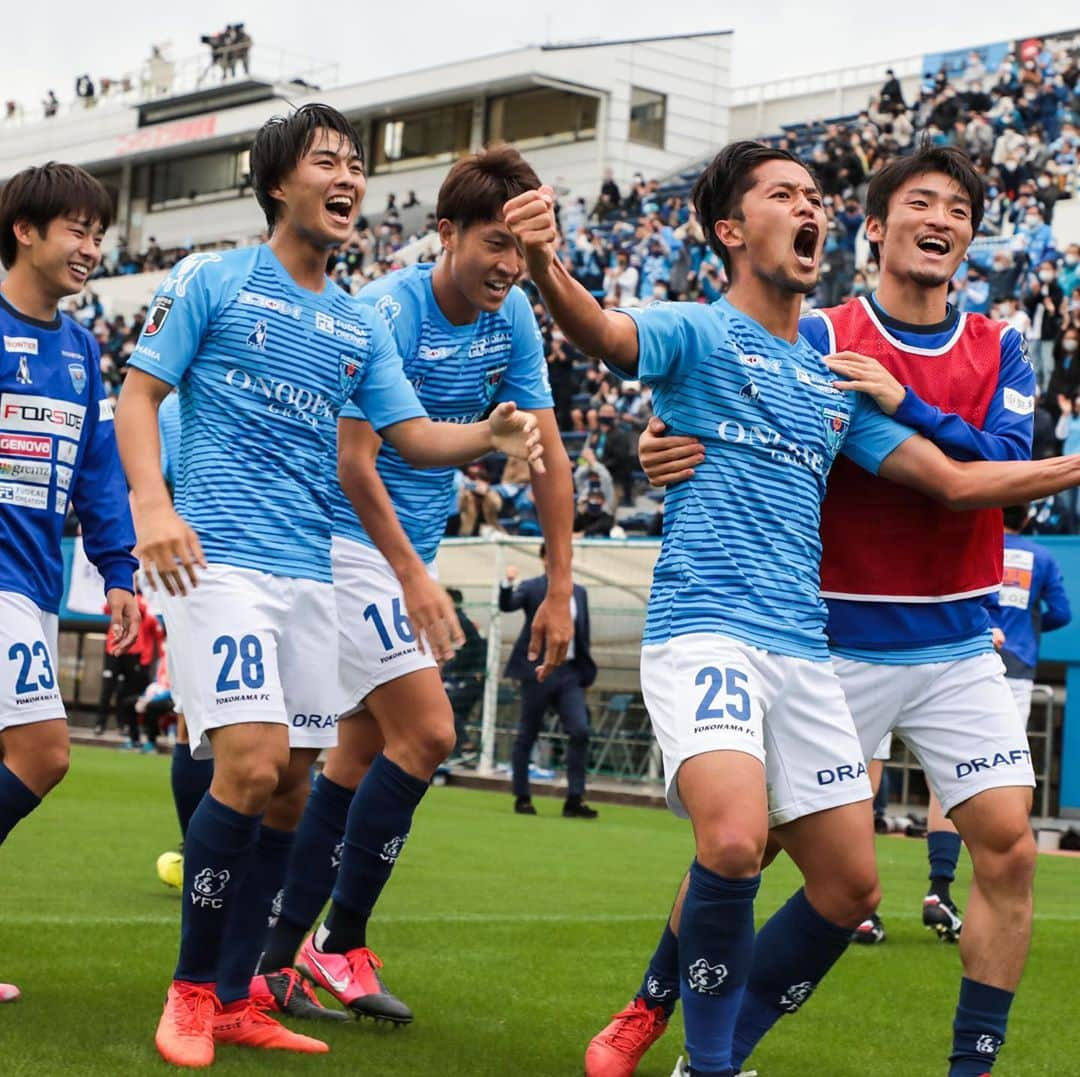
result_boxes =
[157,564,340,760]
[332,537,438,713]
[872,733,893,761]
[1006,677,1034,728]
[833,652,1034,815]
[641,633,871,827]
[0,592,63,731]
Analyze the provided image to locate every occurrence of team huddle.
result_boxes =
[0,101,1076,1075]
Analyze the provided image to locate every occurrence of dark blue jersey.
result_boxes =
[0,291,136,611]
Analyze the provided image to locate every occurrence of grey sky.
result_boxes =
[3,2,1079,111]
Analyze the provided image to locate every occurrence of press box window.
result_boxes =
[629,87,665,149]
[372,102,473,173]
[486,88,598,150]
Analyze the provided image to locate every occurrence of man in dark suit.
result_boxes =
[500,544,598,818]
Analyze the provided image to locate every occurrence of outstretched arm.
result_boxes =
[503,186,640,374]
[337,418,463,661]
[380,402,544,472]
[878,434,1080,510]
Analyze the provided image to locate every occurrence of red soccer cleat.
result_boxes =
[585,996,670,1077]
[155,980,219,1068]
[213,998,329,1053]
[296,934,413,1023]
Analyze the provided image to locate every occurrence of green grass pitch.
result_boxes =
[1,746,1078,1075]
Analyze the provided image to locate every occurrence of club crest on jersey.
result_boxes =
[144,295,174,337]
[482,363,508,403]
[15,356,31,385]
[339,354,364,396]
[375,293,401,323]
[739,380,761,404]
[67,363,86,395]
[822,407,849,454]
[246,320,268,350]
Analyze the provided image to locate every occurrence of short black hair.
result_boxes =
[865,144,984,260]
[436,144,540,230]
[0,162,112,270]
[691,141,814,276]
[250,103,364,231]
[1002,504,1029,531]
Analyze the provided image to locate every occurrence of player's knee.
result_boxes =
[224,754,287,807]
[845,870,881,923]
[695,828,765,878]
[567,725,589,749]
[972,823,1037,891]
[36,743,71,794]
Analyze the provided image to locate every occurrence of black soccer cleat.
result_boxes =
[922,894,963,942]
[514,796,537,815]
[251,967,350,1022]
[851,913,886,945]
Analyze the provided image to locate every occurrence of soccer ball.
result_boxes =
[156,850,183,890]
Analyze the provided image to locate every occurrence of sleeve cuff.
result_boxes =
[892,387,938,435]
[98,556,138,595]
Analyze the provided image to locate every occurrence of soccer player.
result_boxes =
[255,145,574,1021]
[989,503,1071,723]
[504,140,1080,1077]
[115,104,543,1068]
[595,145,1051,1077]
[0,163,139,1000]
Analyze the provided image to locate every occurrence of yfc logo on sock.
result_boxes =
[191,868,231,908]
[778,980,815,1013]
[268,888,284,927]
[380,834,408,863]
[646,975,673,1000]
[687,958,728,995]
[976,1034,1002,1056]
[331,840,344,870]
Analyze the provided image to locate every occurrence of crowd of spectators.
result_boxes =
[59,33,1080,537]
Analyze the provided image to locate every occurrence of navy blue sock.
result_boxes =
[637,921,681,1015]
[928,830,963,900]
[171,744,214,841]
[216,824,295,1004]
[0,763,41,845]
[174,793,260,984]
[732,888,853,1068]
[679,859,759,1076]
[320,753,428,953]
[949,977,1013,1076]
[259,773,354,972]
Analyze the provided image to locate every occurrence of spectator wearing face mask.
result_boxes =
[584,402,634,507]
[1047,326,1080,409]
[573,488,615,538]
[1025,261,1065,389]
[989,248,1024,300]
[1018,205,1054,266]
[1059,245,1080,297]
[1034,171,1063,223]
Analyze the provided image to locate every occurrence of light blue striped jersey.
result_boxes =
[622,297,913,660]
[332,263,551,563]
[128,247,425,583]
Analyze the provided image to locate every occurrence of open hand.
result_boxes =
[638,416,703,486]
[823,351,906,415]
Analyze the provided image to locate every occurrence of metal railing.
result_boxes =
[1,45,338,128]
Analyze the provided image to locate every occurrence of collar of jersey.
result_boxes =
[0,288,61,331]
[862,293,965,356]
[715,295,802,350]
[260,243,332,299]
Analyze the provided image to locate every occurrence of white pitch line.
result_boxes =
[6,911,1080,926]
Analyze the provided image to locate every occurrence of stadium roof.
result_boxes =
[541,29,733,51]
